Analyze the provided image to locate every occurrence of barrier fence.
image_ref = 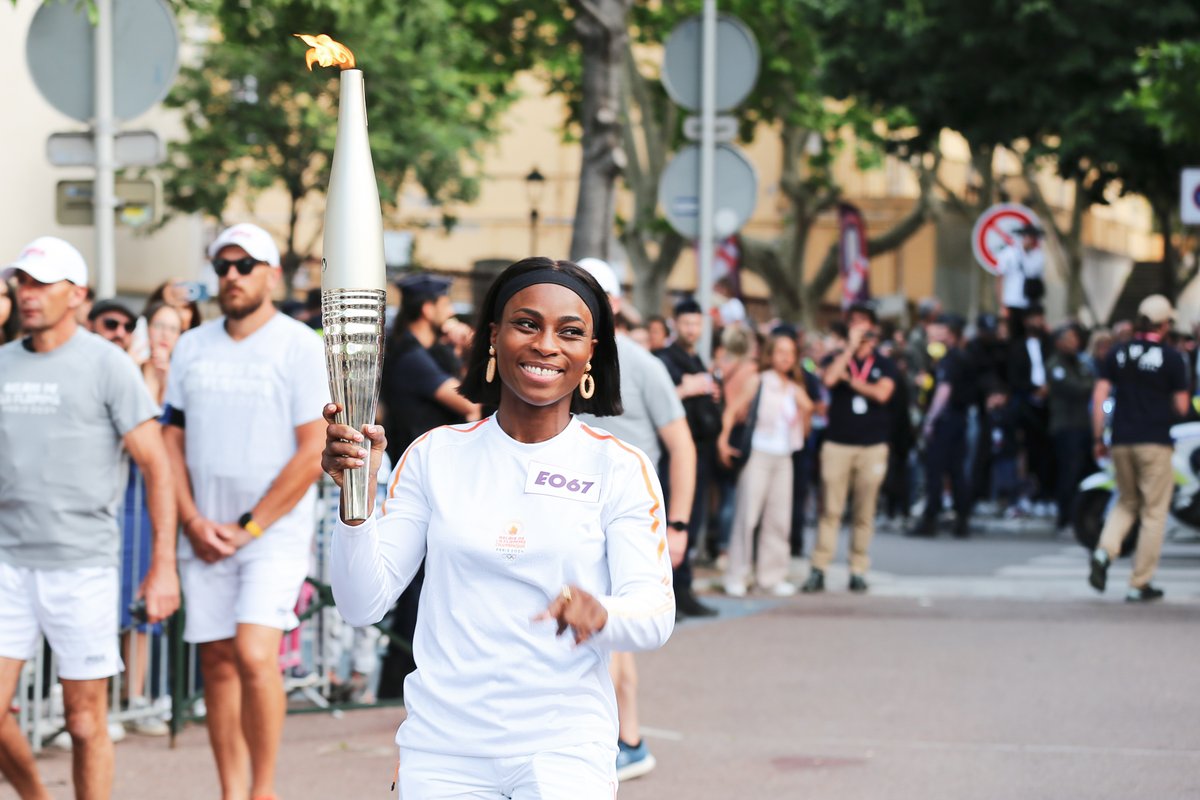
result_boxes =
[14,470,398,752]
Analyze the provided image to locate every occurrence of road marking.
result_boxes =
[803,736,1200,761]
[640,726,685,741]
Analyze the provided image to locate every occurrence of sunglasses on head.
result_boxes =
[212,256,263,277]
[100,317,136,334]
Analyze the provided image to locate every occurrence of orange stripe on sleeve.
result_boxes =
[579,423,665,547]
[381,417,490,514]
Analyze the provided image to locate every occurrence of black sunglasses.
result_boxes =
[100,317,136,334]
[212,256,264,277]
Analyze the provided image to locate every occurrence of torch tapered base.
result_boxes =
[322,288,387,521]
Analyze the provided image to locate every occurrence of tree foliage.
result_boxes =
[159,0,538,278]
[810,0,1200,311]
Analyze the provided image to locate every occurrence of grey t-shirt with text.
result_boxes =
[0,329,159,569]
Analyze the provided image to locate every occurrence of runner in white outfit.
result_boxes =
[322,258,675,798]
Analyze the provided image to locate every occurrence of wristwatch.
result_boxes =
[667,520,689,532]
[238,512,264,539]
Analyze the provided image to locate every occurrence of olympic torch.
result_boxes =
[297,34,386,521]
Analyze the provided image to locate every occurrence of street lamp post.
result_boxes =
[525,166,545,257]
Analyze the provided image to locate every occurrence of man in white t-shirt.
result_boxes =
[0,237,179,800]
[996,223,1045,338]
[162,223,327,800]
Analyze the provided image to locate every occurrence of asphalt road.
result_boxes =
[8,526,1200,799]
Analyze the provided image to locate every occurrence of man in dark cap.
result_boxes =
[966,312,1009,504]
[381,273,481,461]
[87,299,137,352]
[996,223,1045,339]
[911,313,975,537]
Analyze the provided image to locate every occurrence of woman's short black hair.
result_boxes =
[459,257,623,417]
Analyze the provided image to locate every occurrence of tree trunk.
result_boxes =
[1157,201,1178,300]
[569,0,631,262]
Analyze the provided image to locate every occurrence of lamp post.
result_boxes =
[525,166,545,256]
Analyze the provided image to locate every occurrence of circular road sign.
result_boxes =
[26,0,179,123]
[662,14,760,113]
[971,203,1042,276]
[659,143,758,239]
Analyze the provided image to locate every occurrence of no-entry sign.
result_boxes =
[971,203,1041,275]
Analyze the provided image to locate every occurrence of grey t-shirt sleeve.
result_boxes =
[104,349,160,437]
[163,331,190,413]
[641,353,686,431]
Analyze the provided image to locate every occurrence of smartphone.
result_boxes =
[171,280,209,303]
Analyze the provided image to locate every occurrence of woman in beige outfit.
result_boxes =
[717,334,811,596]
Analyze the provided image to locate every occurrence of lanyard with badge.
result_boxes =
[848,355,874,415]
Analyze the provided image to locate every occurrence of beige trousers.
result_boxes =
[725,450,793,589]
[812,442,890,575]
[1097,444,1174,588]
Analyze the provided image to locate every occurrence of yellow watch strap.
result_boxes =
[244,518,264,538]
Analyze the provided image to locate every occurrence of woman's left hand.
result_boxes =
[535,585,608,645]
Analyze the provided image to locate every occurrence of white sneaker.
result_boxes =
[49,721,125,751]
[724,581,747,598]
[770,581,799,597]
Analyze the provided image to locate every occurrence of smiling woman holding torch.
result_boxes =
[299,35,675,796]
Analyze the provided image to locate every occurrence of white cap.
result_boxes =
[1137,294,1175,325]
[576,257,622,298]
[2,236,88,285]
[207,223,281,266]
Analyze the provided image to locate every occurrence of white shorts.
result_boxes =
[179,553,309,644]
[399,743,618,799]
[0,562,123,681]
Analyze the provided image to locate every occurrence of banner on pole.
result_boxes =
[838,203,870,308]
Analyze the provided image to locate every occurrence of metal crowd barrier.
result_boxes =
[15,470,397,751]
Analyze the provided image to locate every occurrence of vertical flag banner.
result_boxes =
[838,202,870,308]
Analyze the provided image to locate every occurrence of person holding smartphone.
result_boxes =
[805,302,898,593]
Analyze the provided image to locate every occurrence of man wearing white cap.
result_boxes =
[0,237,179,799]
[575,257,693,781]
[162,223,328,799]
[1089,294,1189,602]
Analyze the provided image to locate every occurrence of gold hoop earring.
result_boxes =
[579,362,595,399]
[485,345,496,384]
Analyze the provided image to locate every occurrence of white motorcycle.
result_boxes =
[1073,421,1200,554]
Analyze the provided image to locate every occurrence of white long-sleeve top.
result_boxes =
[330,415,675,757]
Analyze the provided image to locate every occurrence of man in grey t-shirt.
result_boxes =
[0,237,179,800]
[576,257,695,782]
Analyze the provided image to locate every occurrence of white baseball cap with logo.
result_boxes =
[2,236,89,286]
[207,223,282,267]
[576,257,622,298]
[1137,294,1175,325]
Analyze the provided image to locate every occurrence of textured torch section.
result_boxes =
[322,288,386,520]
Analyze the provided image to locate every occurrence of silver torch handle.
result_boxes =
[322,287,387,521]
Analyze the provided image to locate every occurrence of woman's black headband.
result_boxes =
[492,268,602,331]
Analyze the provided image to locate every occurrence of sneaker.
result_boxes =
[906,518,937,538]
[801,569,825,594]
[51,722,126,750]
[615,738,657,782]
[127,715,169,737]
[769,581,798,597]
[676,590,719,618]
[1088,549,1109,593]
[848,574,868,593]
[1126,584,1165,603]
[723,581,747,598]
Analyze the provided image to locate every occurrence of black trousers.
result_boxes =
[663,439,715,595]
[923,411,970,521]
[1053,428,1093,528]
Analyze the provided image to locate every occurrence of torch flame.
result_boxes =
[294,33,356,71]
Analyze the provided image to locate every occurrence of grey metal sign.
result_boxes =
[659,143,758,239]
[662,14,760,113]
[26,0,179,122]
[46,130,164,167]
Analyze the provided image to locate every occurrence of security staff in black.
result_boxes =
[376,273,481,698]
[1088,295,1189,602]
[380,274,480,460]
[911,314,975,538]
